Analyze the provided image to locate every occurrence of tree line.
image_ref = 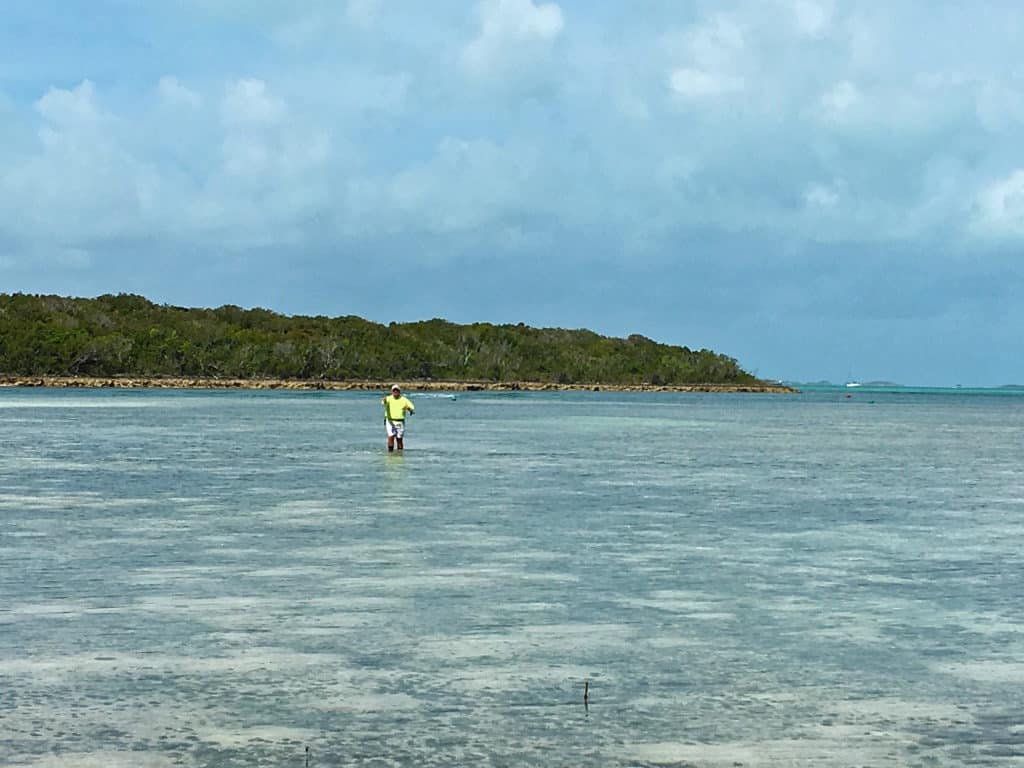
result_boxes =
[0,293,762,386]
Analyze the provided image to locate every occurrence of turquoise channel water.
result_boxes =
[1,386,1023,767]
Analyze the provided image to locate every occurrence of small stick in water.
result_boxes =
[584,680,589,707]
[305,746,310,768]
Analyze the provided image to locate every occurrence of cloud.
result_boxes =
[193,82,332,246]
[803,181,841,210]
[344,136,539,239]
[668,67,743,98]
[158,77,202,110]
[3,9,1024,278]
[221,79,286,124]
[35,80,102,128]
[789,0,834,38]
[975,169,1024,237]
[11,3,1020,263]
[0,76,337,254]
[220,127,331,180]
[820,79,862,121]
[663,13,747,101]
[0,81,148,245]
[461,0,564,79]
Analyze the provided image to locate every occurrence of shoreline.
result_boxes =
[0,375,797,394]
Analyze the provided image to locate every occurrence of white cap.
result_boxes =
[391,384,400,391]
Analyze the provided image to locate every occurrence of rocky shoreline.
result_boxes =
[0,375,797,394]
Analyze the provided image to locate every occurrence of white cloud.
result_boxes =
[221,129,330,179]
[664,14,746,101]
[158,76,202,109]
[35,80,101,128]
[461,0,564,78]
[398,138,532,231]
[0,75,338,254]
[789,0,833,38]
[803,181,840,209]
[221,79,286,124]
[3,3,1024,269]
[669,68,743,98]
[820,79,861,121]
[3,81,149,244]
[975,169,1024,237]
[199,110,333,247]
[221,135,272,178]
[216,79,329,182]
[345,137,539,238]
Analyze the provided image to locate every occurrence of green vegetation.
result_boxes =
[0,293,762,386]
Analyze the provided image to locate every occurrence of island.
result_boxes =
[0,293,796,393]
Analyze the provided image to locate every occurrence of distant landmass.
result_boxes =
[0,293,787,391]
[790,380,904,388]
[791,380,1024,392]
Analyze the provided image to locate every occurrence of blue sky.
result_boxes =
[2,1,1023,386]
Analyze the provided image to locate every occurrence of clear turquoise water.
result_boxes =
[2,387,1023,767]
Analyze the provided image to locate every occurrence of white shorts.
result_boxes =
[385,419,405,438]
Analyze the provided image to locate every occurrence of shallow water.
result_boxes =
[1,387,1023,767]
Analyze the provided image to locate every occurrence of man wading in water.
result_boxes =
[382,384,415,452]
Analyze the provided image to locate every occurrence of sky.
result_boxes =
[1,1,1023,386]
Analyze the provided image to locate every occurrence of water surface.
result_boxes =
[2,387,1023,766]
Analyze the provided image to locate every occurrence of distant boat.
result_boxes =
[845,381,861,388]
